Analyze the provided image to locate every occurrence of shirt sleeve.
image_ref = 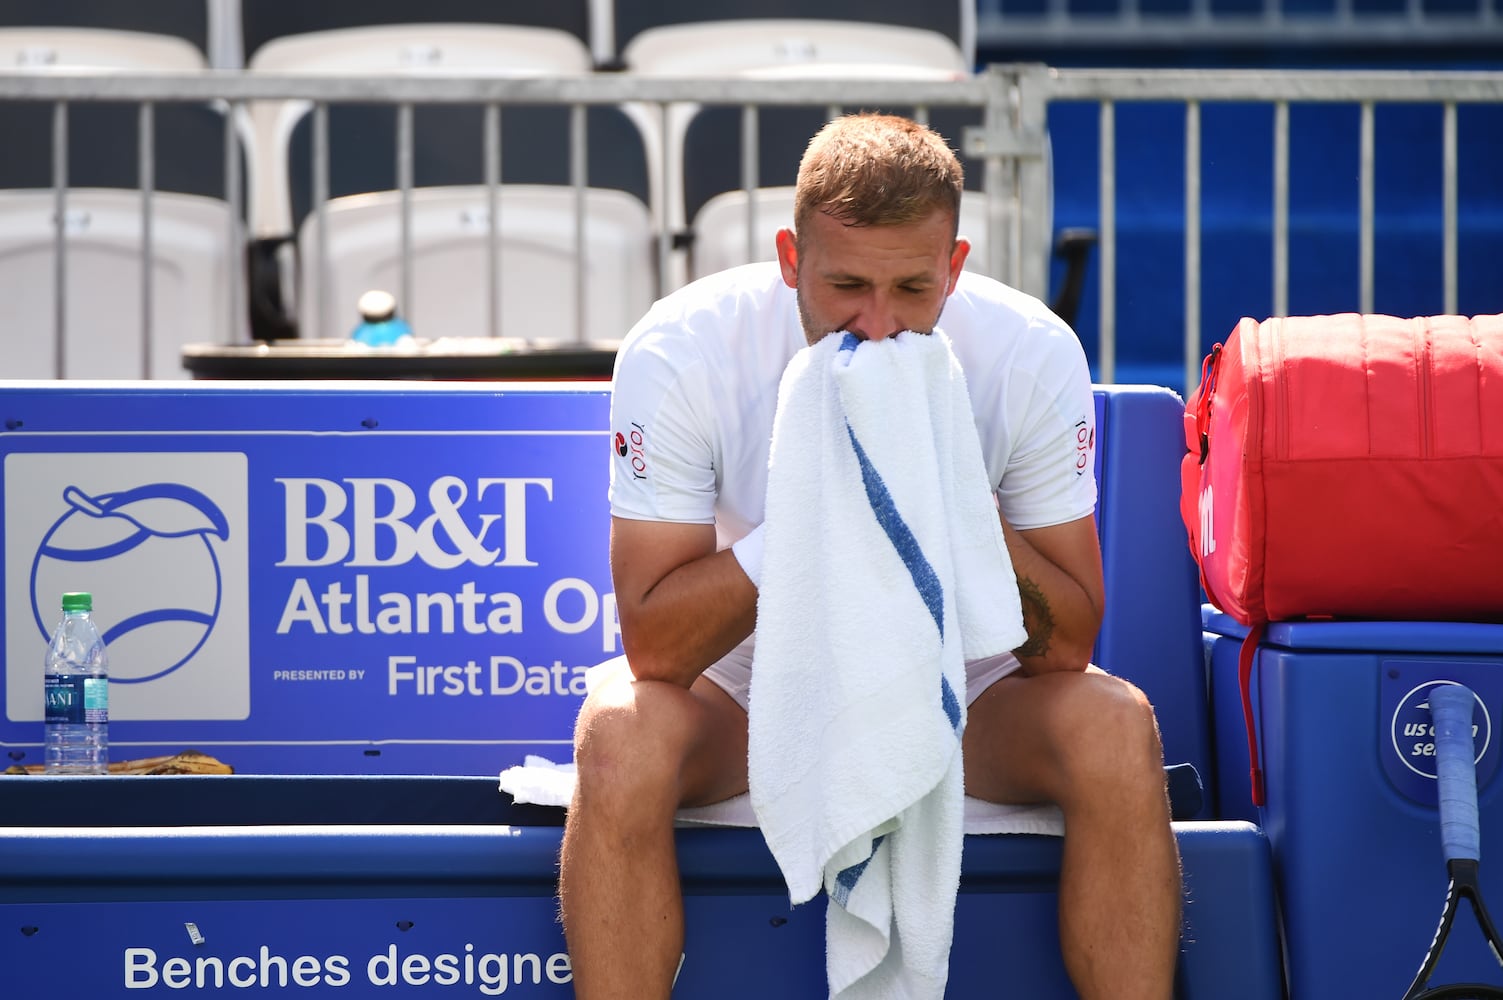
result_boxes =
[607,330,719,525]
[989,317,1099,531]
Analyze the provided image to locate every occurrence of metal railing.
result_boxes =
[0,68,1042,378]
[1,65,1500,387]
[1031,66,1503,389]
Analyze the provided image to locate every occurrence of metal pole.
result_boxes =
[981,67,1013,286]
[1184,100,1202,398]
[139,102,156,376]
[52,101,67,378]
[1442,101,1458,315]
[397,102,415,330]
[485,103,502,338]
[1359,101,1375,314]
[1098,101,1116,385]
[656,102,672,297]
[741,104,759,266]
[1273,101,1289,319]
[1017,65,1051,301]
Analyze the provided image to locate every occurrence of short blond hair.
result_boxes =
[793,113,963,239]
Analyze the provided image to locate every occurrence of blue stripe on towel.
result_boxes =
[940,675,962,732]
[826,333,965,917]
[844,425,945,641]
[831,834,886,908]
[838,347,966,735]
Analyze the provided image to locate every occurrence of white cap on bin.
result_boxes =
[357,289,398,322]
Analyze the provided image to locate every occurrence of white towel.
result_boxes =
[748,330,1029,1000]
[498,747,1063,833]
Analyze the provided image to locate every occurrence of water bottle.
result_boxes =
[349,289,414,347]
[43,591,109,774]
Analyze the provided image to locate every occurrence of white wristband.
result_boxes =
[731,523,766,589]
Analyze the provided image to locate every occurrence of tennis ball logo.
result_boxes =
[30,482,230,685]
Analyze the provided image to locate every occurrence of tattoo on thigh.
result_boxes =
[1015,576,1055,659]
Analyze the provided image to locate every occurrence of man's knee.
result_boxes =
[572,674,701,803]
[1091,674,1159,736]
[1060,674,1167,788]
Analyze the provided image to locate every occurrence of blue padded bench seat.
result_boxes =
[0,812,1281,999]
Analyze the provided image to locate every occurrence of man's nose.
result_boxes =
[849,293,903,341]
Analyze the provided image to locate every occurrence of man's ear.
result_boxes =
[946,238,971,295]
[775,228,799,289]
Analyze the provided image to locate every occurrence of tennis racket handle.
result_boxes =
[1431,683,1482,864]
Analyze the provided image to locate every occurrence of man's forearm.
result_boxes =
[620,548,758,687]
[999,518,1101,674]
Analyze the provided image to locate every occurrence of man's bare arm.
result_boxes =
[610,516,758,687]
[998,513,1105,675]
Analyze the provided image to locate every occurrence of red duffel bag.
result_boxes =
[1180,312,1503,803]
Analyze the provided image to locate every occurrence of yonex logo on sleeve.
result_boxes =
[615,422,648,481]
[1074,419,1094,477]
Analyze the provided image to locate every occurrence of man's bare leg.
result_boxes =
[559,668,749,1000]
[964,668,1181,1000]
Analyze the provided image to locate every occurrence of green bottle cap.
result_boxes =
[61,592,92,613]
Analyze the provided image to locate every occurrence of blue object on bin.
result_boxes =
[349,289,414,347]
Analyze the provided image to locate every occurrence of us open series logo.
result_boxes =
[4,452,249,722]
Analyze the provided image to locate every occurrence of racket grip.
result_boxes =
[1430,683,1481,864]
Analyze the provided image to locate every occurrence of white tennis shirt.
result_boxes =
[609,261,1098,547]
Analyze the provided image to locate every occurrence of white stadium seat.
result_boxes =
[296,184,654,344]
[0,27,239,378]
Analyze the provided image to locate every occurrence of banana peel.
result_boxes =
[4,749,233,776]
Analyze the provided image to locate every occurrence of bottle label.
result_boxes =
[43,675,107,725]
[83,676,109,724]
[43,674,83,724]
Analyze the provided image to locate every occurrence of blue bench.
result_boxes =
[0,381,1282,998]
[1093,385,1213,813]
